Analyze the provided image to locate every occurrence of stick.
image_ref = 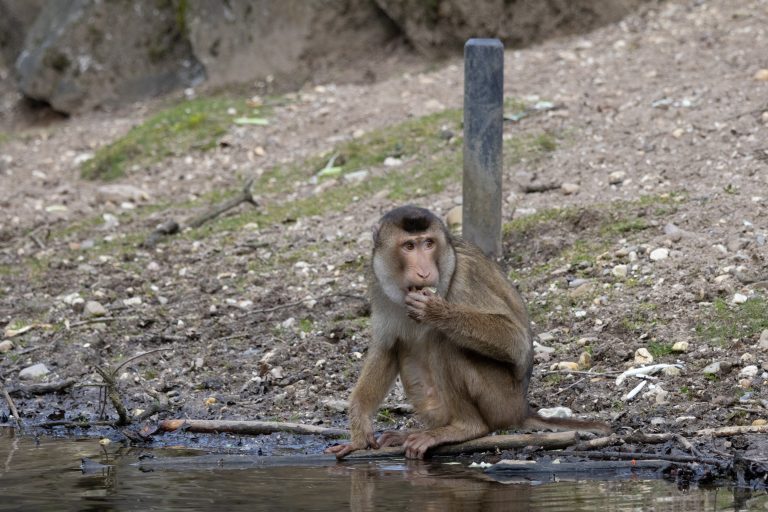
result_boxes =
[567,450,725,466]
[158,419,349,437]
[696,425,768,437]
[569,434,619,451]
[520,182,562,194]
[1,382,22,430]
[8,378,77,397]
[187,178,258,229]
[94,366,130,426]
[114,348,173,373]
[38,420,116,429]
[67,316,138,328]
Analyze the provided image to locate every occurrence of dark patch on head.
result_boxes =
[381,205,438,234]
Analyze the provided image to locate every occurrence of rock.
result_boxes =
[703,362,722,375]
[533,341,555,354]
[739,365,759,379]
[739,379,753,389]
[752,419,768,427]
[662,366,681,377]
[445,206,462,230]
[578,352,592,369]
[612,264,628,278]
[755,69,768,81]
[83,300,107,318]
[269,366,285,380]
[647,385,669,405]
[324,399,349,413]
[608,171,626,185]
[342,170,369,183]
[537,332,556,343]
[19,363,50,380]
[62,292,83,306]
[96,184,150,203]
[759,330,768,350]
[714,275,731,284]
[671,341,689,353]
[664,223,683,242]
[551,361,579,371]
[635,348,653,365]
[561,182,580,195]
[568,278,590,289]
[383,157,403,167]
[123,297,142,307]
[537,406,573,419]
[741,353,755,364]
[15,0,204,113]
[569,283,592,300]
[0,340,14,353]
[732,293,748,304]
[649,248,669,261]
[281,317,296,329]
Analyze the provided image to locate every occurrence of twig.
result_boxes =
[38,420,116,429]
[569,434,620,451]
[8,378,77,397]
[94,366,130,426]
[114,348,173,374]
[674,434,704,458]
[567,450,726,466]
[1,381,23,430]
[68,316,138,328]
[520,182,562,194]
[553,377,586,396]
[697,425,768,437]
[29,234,45,249]
[158,419,349,437]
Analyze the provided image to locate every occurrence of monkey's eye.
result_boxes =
[403,241,416,251]
[424,239,435,249]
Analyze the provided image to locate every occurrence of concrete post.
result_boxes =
[462,38,504,259]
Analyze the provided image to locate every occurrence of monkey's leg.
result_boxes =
[326,347,399,459]
[403,421,489,459]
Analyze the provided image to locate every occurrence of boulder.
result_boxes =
[0,0,43,69]
[15,0,204,113]
[373,0,650,57]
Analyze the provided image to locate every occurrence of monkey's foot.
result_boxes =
[403,432,438,459]
[377,430,410,447]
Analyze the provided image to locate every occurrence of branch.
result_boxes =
[158,419,349,437]
[8,378,77,397]
[696,425,768,437]
[94,366,130,426]
[566,450,726,466]
[1,381,22,430]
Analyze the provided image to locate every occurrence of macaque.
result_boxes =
[326,205,609,459]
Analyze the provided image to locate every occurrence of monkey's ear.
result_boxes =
[371,222,381,247]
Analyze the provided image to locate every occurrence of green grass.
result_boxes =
[81,96,257,181]
[647,341,674,358]
[697,297,768,345]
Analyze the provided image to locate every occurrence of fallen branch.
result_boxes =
[696,425,768,437]
[8,378,77,397]
[520,182,562,194]
[114,348,173,374]
[1,381,23,430]
[141,178,258,248]
[158,419,349,437]
[67,316,138,328]
[569,433,619,451]
[94,366,130,426]
[38,420,116,429]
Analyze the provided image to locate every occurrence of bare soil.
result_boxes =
[1,0,768,472]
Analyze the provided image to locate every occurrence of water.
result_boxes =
[1,430,766,511]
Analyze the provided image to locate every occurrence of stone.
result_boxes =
[84,300,107,318]
[739,365,759,379]
[608,171,626,185]
[551,361,579,371]
[662,366,681,377]
[635,347,654,365]
[649,248,669,261]
[578,352,592,369]
[538,332,556,343]
[19,363,50,380]
[446,206,462,230]
[0,340,14,353]
[342,170,369,183]
[732,293,748,304]
[269,366,285,379]
[755,69,768,81]
[537,406,573,419]
[752,419,768,426]
[671,341,689,353]
[612,264,628,278]
[16,0,204,113]
[561,183,580,195]
[759,330,768,350]
[703,362,721,375]
[664,223,683,242]
[97,184,150,203]
[123,297,142,306]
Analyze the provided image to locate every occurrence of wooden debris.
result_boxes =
[158,419,350,438]
[696,425,768,437]
[8,378,77,397]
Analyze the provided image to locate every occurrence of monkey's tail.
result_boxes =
[523,411,611,435]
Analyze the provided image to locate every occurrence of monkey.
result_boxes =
[326,205,610,460]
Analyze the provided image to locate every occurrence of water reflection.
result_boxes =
[1,428,767,511]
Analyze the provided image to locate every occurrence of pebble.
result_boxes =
[62,292,83,306]
[752,419,768,427]
[608,171,626,185]
[635,348,654,364]
[612,265,628,278]
[649,248,669,261]
[269,366,285,379]
[759,330,768,350]
[741,353,755,364]
[755,69,768,81]
[0,340,14,353]
[578,352,592,369]
[19,363,50,380]
[446,206,462,230]
[569,278,590,288]
[342,170,369,183]
[84,301,107,318]
[663,366,681,377]
[383,157,402,167]
[739,365,759,379]
[664,223,683,242]
[537,407,573,419]
[703,362,722,375]
[533,341,555,354]
[538,332,556,343]
[561,183,580,195]
[123,297,142,306]
[671,341,689,353]
[147,261,160,272]
[281,317,296,329]
[551,361,579,371]
[732,293,748,304]
[324,399,349,412]
[713,274,731,284]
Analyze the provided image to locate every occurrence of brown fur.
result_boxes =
[326,206,609,459]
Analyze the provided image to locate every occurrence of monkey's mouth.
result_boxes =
[408,286,437,294]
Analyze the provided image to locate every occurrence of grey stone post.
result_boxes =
[462,38,503,259]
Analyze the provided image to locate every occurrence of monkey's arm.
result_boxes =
[406,292,531,365]
[325,345,399,458]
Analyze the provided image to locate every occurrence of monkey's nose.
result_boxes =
[416,271,431,279]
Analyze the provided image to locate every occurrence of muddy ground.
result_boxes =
[1,0,768,480]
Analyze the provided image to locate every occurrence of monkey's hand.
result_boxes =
[405,289,447,322]
[324,429,379,460]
